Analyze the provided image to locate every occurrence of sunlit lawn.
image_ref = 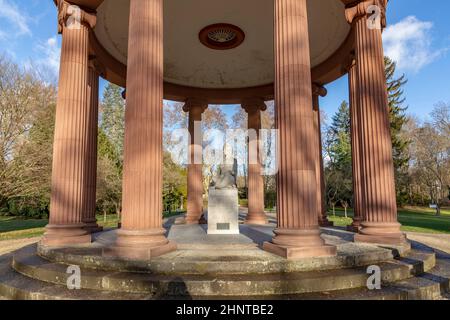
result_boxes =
[328,206,450,234]
[1,207,448,241]
[0,210,186,242]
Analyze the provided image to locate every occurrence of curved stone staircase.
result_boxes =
[0,242,449,300]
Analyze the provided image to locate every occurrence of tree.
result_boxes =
[163,152,187,213]
[0,56,56,216]
[96,83,125,216]
[324,101,353,209]
[385,57,410,205]
[96,128,122,216]
[100,83,125,163]
[202,106,229,193]
[410,124,449,215]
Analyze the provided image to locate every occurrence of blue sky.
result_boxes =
[1,0,449,123]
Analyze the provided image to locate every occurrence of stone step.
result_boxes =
[10,247,434,297]
[1,249,447,300]
[0,255,150,300]
[37,242,403,275]
[1,260,448,301]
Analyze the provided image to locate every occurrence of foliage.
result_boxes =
[324,101,353,209]
[0,56,56,218]
[163,152,187,213]
[385,57,411,205]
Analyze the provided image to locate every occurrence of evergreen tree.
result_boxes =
[100,83,125,164]
[385,57,410,205]
[325,101,353,209]
[328,101,352,170]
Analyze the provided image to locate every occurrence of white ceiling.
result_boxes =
[95,0,350,89]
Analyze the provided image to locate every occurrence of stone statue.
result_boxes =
[210,143,238,190]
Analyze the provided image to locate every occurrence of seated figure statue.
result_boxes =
[210,144,238,190]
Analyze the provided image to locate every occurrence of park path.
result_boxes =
[405,232,450,254]
[0,237,40,256]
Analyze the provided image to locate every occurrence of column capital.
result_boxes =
[345,0,387,28]
[241,98,267,114]
[183,98,208,113]
[57,0,97,34]
[312,83,327,98]
[342,52,356,73]
[88,56,106,78]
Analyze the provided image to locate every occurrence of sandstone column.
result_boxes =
[114,0,176,259]
[312,85,333,227]
[183,99,208,225]
[82,62,102,234]
[263,0,336,259]
[347,59,363,232]
[243,98,268,225]
[42,1,97,246]
[346,1,406,244]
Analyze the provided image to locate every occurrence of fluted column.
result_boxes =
[114,0,176,259]
[263,0,336,259]
[242,98,268,225]
[312,85,333,228]
[42,0,97,246]
[183,99,208,225]
[82,62,102,233]
[347,59,363,232]
[346,1,406,244]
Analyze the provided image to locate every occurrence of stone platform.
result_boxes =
[0,220,449,300]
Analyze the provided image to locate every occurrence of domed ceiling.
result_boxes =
[94,0,350,89]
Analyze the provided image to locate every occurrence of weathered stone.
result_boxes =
[207,188,239,235]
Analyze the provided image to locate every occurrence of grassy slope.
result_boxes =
[328,207,450,234]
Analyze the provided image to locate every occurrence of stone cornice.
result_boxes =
[57,0,97,34]
[241,98,267,114]
[345,0,387,28]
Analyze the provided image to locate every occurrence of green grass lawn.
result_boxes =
[0,214,120,241]
[1,207,448,241]
[0,210,186,241]
[328,206,450,234]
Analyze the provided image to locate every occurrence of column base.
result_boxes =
[182,213,205,225]
[41,224,91,246]
[319,218,334,227]
[263,228,337,259]
[109,228,176,260]
[83,220,103,234]
[198,214,207,225]
[354,222,407,245]
[245,212,268,225]
[347,218,362,233]
[263,242,337,259]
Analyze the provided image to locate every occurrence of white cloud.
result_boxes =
[35,36,61,75]
[383,16,445,73]
[0,0,31,37]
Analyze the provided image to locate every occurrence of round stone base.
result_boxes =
[41,224,91,246]
[245,213,268,225]
[263,241,337,259]
[355,222,408,246]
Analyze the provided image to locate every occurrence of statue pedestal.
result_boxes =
[207,188,239,235]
